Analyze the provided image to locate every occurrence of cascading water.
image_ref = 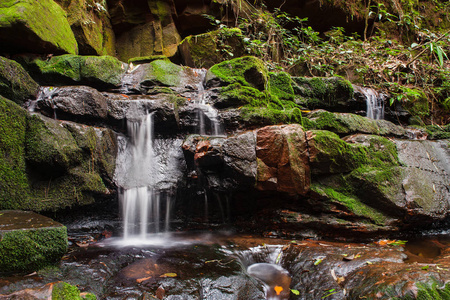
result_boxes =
[354,85,385,120]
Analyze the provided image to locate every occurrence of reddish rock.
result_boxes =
[256,124,310,195]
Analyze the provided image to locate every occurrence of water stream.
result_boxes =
[354,85,385,120]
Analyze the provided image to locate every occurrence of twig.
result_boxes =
[405,29,450,67]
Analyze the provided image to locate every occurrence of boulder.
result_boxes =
[0,211,67,274]
[35,86,109,123]
[55,0,115,56]
[179,28,245,69]
[256,124,310,195]
[0,0,78,55]
[292,76,354,111]
[17,54,126,90]
[0,56,39,105]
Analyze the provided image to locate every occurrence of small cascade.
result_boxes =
[354,85,385,120]
[192,69,225,136]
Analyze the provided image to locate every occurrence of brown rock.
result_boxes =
[256,124,310,195]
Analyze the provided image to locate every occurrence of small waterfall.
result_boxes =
[193,69,225,136]
[115,110,178,242]
[354,85,385,120]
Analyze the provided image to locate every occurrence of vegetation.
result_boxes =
[206,0,450,125]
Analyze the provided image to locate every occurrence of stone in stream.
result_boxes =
[0,210,68,274]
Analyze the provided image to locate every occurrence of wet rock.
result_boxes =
[0,57,39,105]
[256,124,310,195]
[17,55,126,90]
[35,86,108,123]
[0,0,78,55]
[0,211,67,274]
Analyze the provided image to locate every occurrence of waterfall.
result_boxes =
[193,69,225,136]
[115,109,182,243]
[354,85,385,120]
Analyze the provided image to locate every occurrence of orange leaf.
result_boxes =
[274,286,283,295]
[160,273,177,278]
[136,276,152,283]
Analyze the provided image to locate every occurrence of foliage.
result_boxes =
[205,0,450,125]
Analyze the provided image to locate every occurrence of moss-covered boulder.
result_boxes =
[54,0,115,56]
[0,210,67,274]
[292,76,354,110]
[206,56,268,90]
[0,56,39,105]
[17,54,126,90]
[305,110,407,137]
[0,96,30,209]
[179,28,245,69]
[0,0,78,54]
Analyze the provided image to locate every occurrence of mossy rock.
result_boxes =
[292,76,354,110]
[17,54,126,90]
[0,0,78,54]
[268,71,295,102]
[305,110,407,137]
[128,55,168,65]
[0,211,67,274]
[206,56,268,90]
[179,28,245,68]
[139,59,183,87]
[0,56,39,105]
[307,130,368,175]
[0,96,31,209]
[54,0,114,56]
[52,281,97,300]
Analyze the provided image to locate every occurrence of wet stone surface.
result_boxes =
[0,211,63,231]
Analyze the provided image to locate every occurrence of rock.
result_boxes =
[292,76,354,111]
[256,124,310,195]
[55,0,115,56]
[0,211,67,274]
[0,56,39,105]
[17,54,126,90]
[0,281,96,300]
[206,56,268,90]
[179,28,245,69]
[25,114,116,211]
[112,0,181,61]
[35,86,109,123]
[223,131,257,183]
[0,0,78,55]
[305,110,408,137]
[0,96,31,210]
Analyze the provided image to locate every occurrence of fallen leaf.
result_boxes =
[291,289,300,295]
[160,273,177,278]
[274,286,283,295]
[136,276,152,283]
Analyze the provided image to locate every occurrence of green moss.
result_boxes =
[309,130,368,174]
[312,184,389,225]
[292,76,354,109]
[141,59,183,87]
[268,72,295,101]
[52,281,96,300]
[0,0,78,54]
[240,106,303,125]
[17,54,126,89]
[0,225,67,273]
[0,56,39,105]
[0,96,31,209]
[424,124,450,139]
[208,56,268,90]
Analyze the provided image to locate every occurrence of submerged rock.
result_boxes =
[0,0,78,55]
[0,211,67,274]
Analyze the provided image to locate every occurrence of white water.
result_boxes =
[361,87,385,120]
[115,109,182,241]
